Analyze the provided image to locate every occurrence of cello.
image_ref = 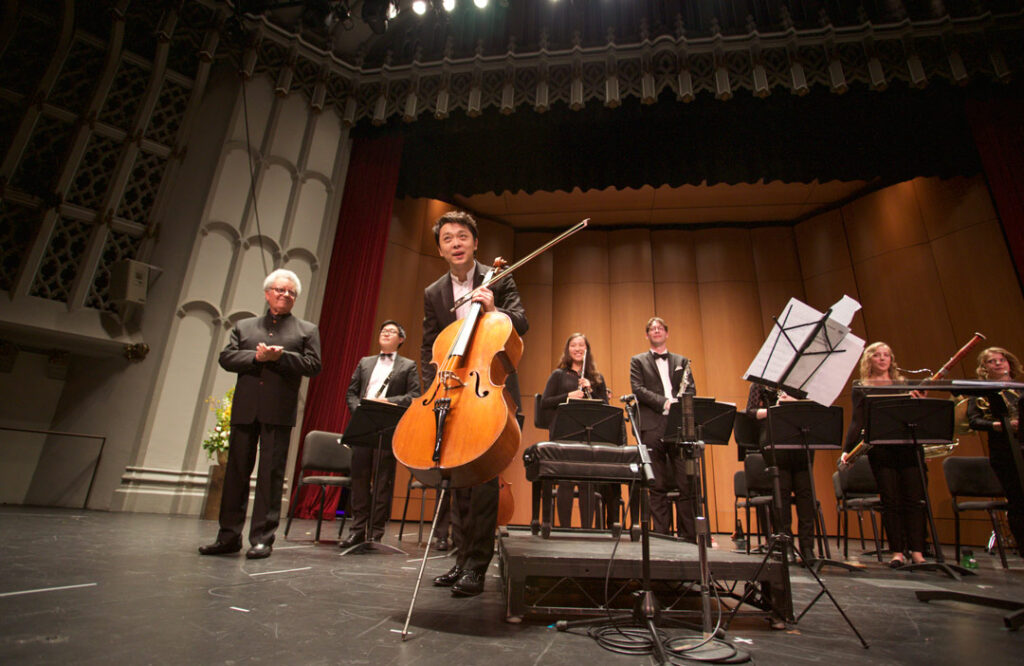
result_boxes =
[393,258,524,489]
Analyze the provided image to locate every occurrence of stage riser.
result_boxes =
[498,530,791,622]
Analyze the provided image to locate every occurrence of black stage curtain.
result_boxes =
[361,82,993,201]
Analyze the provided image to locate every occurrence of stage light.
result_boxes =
[387,1,398,19]
[443,0,455,10]
[412,0,427,14]
[474,0,488,8]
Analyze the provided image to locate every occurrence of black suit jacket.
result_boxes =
[420,260,529,389]
[629,351,696,436]
[220,311,322,427]
[345,353,421,415]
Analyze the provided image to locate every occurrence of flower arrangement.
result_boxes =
[202,388,233,461]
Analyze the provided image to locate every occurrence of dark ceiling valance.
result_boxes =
[384,81,994,200]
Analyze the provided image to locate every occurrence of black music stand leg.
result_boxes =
[899,433,973,580]
[726,446,868,648]
[341,432,407,557]
[799,436,863,574]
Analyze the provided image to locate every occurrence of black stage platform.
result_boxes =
[498,528,790,623]
[3,507,1024,665]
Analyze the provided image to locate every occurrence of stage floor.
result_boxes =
[1,507,1022,665]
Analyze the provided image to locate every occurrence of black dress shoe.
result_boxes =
[198,540,241,556]
[433,565,462,587]
[339,533,365,549]
[246,543,272,559]
[451,570,484,597]
[435,537,449,551]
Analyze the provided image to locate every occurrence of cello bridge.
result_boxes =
[439,370,465,390]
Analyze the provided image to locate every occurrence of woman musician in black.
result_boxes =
[967,346,1024,553]
[539,333,611,529]
[840,342,928,568]
[745,383,817,563]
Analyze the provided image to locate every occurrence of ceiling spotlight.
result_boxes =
[387,2,398,19]
[474,0,488,8]
[443,0,456,10]
[412,0,427,14]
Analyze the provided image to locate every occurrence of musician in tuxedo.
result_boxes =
[199,269,322,559]
[629,316,697,540]
[422,210,529,597]
[339,320,421,548]
[968,346,1024,553]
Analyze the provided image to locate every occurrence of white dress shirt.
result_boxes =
[365,353,395,399]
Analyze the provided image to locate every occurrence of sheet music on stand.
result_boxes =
[744,296,865,406]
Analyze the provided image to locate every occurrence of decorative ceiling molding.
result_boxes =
[192,3,1024,127]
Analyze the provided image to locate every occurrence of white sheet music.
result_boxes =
[744,296,865,407]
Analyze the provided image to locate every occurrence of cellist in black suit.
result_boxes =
[421,211,528,597]
[340,320,421,548]
[629,316,697,540]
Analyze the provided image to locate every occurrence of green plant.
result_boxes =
[202,388,233,461]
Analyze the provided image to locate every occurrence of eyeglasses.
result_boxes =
[268,287,296,298]
[381,328,401,336]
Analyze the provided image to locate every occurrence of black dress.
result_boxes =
[967,390,1024,550]
[843,388,927,554]
[540,367,611,528]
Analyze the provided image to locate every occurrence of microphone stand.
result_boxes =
[556,395,743,664]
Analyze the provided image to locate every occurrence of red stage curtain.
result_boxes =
[967,98,1024,287]
[289,134,404,521]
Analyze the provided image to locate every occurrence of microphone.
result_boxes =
[620,394,635,404]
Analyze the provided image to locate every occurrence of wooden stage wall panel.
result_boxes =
[379,176,1024,547]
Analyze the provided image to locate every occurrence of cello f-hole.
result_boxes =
[470,370,490,398]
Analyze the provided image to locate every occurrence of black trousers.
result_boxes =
[647,431,695,540]
[989,440,1024,550]
[869,445,927,554]
[348,447,396,540]
[556,482,596,528]
[451,476,499,575]
[217,421,292,546]
[770,450,817,553]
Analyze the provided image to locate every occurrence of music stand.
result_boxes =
[912,382,1024,629]
[550,399,623,445]
[544,400,625,534]
[662,398,736,532]
[726,402,868,648]
[339,398,408,556]
[767,402,860,574]
[864,396,974,580]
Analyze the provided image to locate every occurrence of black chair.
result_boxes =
[398,475,437,545]
[832,455,883,561]
[284,430,352,544]
[943,456,1011,569]
[741,453,775,554]
[733,412,769,551]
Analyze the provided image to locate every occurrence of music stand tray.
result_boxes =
[864,396,973,580]
[340,399,408,556]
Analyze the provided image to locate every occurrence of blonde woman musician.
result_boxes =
[840,342,927,568]
[968,347,1024,553]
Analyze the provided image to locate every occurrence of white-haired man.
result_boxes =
[200,269,322,559]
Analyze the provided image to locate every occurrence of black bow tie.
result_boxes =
[651,352,669,361]
[379,353,394,360]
